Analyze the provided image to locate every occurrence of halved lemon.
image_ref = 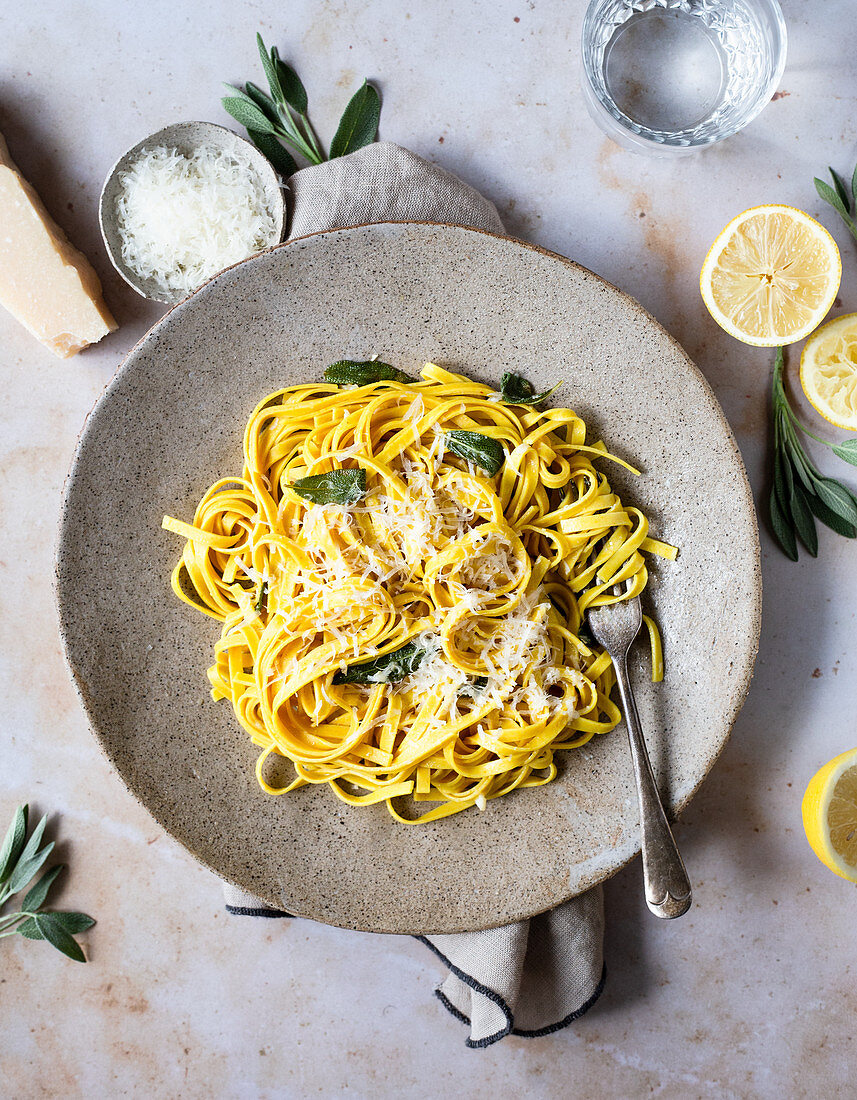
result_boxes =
[799,313,857,430]
[700,205,841,347]
[801,748,857,882]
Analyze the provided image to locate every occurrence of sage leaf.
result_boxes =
[829,167,852,215]
[852,162,857,208]
[769,487,798,561]
[254,580,268,615]
[51,911,95,935]
[459,676,489,698]
[772,448,792,514]
[784,435,816,493]
[333,640,428,685]
[244,82,281,126]
[324,360,413,385]
[222,96,279,135]
[445,431,505,476]
[831,439,857,467]
[19,911,94,939]
[16,916,43,940]
[6,841,54,896]
[0,804,28,884]
[6,813,50,893]
[497,372,560,406]
[22,864,64,912]
[577,624,596,648]
[806,491,857,538]
[256,33,284,104]
[33,912,85,963]
[272,48,309,114]
[814,178,852,222]
[813,477,857,527]
[789,484,818,556]
[291,468,366,505]
[329,81,381,158]
[247,129,298,177]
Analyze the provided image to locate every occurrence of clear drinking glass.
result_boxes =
[581,0,787,155]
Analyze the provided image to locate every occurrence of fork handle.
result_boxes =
[613,655,692,919]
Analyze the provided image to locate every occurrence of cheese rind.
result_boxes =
[0,133,117,358]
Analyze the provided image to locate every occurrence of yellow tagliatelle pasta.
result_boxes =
[163,362,676,822]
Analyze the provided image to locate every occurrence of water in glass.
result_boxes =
[581,0,787,152]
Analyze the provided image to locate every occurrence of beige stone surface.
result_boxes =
[1,0,855,1095]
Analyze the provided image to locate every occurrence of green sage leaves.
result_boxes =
[330,81,382,158]
[222,33,381,175]
[814,162,857,246]
[0,805,95,963]
[768,347,857,559]
[831,439,857,467]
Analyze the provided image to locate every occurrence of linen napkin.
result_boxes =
[222,141,605,1047]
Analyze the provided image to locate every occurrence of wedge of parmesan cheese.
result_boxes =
[0,132,117,358]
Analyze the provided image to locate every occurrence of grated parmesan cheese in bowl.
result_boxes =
[100,122,284,304]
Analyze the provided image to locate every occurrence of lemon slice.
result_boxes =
[801,748,857,882]
[700,205,841,347]
[800,313,857,429]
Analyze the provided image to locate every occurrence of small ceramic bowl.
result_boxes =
[99,121,285,305]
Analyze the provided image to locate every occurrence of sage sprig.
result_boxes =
[496,372,560,406]
[222,33,381,176]
[325,360,414,385]
[330,81,383,158]
[333,640,429,684]
[0,805,95,963]
[814,161,857,246]
[445,431,505,476]
[769,347,857,559]
[291,468,366,506]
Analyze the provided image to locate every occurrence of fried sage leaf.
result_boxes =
[497,371,560,406]
[445,431,505,476]
[290,469,366,506]
[324,360,413,385]
[333,640,428,685]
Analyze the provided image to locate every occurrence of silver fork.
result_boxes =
[588,590,692,919]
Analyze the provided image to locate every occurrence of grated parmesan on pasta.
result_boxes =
[114,143,278,296]
[163,362,676,823]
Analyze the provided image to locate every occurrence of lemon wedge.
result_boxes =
[700,205,841,347]
[800,313,857,430]
[801,748,857,882]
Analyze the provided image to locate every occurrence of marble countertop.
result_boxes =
[2,1,855,1095]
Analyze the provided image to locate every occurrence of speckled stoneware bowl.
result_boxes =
[56,222,761,935]
[98,121,285,305]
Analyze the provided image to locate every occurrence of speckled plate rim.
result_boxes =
[55,222,762,933]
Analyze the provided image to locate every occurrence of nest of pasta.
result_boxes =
[164,362,674,822]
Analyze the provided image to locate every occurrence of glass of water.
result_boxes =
[581,0,787,154]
